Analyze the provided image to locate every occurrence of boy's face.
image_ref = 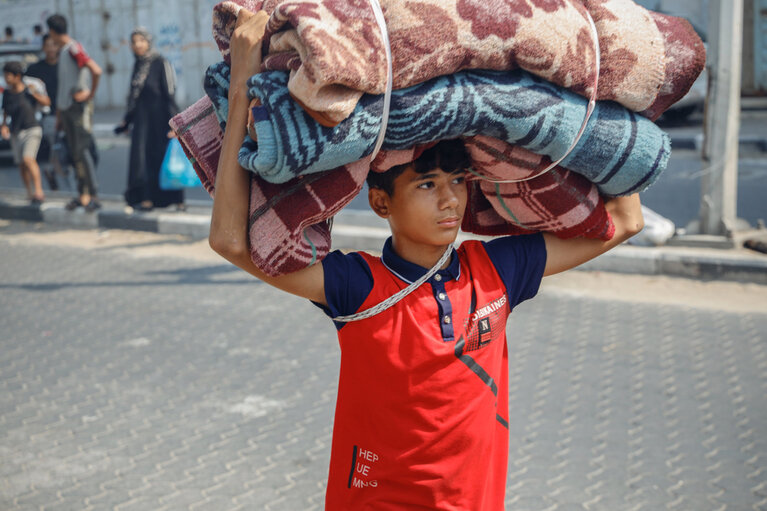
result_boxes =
[42,37,60,60]
[370,165,467,250]
[3,72,21,88]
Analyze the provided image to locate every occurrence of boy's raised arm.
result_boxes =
[208,10,327,305]
[542,193,645,277]
[28,86,51,108]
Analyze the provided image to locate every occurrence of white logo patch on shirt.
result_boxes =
[471,295,507,322]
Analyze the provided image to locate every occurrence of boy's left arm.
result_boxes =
[28,88,51,108]
[542,194,644,277]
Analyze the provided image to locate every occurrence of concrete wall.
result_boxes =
[1,0,223,108]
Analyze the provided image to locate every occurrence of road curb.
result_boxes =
[1,193,765,285]
[579,244,767,284]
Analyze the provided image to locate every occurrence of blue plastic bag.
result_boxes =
[160,138,201,190]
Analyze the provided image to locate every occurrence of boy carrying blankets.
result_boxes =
[208,10,645,509]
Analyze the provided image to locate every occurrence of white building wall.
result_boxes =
[2,0,223,109]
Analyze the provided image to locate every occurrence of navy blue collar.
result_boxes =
[381,237,461,284]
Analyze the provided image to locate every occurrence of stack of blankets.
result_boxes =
[170,0,705,276]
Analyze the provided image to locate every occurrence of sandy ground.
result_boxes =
[2,219,766,315]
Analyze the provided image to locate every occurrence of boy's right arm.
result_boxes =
[28,87,51,108]
[208,9,327,306]
[84,58,102,101]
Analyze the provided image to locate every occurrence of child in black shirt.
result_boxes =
[1,61,51,204]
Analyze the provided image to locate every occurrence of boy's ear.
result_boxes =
[368,187,390,219]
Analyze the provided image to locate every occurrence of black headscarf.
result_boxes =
[126,27,160,117]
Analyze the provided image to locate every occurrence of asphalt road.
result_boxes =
[1,221,766,510]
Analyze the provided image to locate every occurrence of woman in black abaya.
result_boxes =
[117,28,184,211]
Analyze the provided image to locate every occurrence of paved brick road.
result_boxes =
[1,224,766,510]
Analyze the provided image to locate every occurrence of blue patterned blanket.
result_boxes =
[205,62,670,196]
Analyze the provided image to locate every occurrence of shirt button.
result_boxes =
[434,274,442,282]
[443,315,451,324]
[438,292,446,300]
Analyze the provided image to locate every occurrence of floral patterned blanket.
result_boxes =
[210,0,704,124]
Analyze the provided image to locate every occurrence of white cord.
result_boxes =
[328,0,401,324]
[367,0,393,162]
[470,9,601,184]
[332,244,453,322]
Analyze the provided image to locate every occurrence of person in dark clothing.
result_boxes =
[115,27,183,211]
[27,35,59,112]
[1,61,50,204]
[27,34,62,190]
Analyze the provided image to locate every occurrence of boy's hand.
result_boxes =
[72,89,90,103]
[0,125,9,140]
[542,193,644,277]
[229,9,269,97]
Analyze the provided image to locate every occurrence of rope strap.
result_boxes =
[332,244,453,322]
[367,0,393,162]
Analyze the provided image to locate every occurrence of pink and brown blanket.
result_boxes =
[211,0,704,124]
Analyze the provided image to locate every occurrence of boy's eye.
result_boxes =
[417,181,434,189]
[452,176,465,185]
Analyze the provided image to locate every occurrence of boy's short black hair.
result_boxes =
[4,26,13,37]
[367,139,471,196]
[46,15,68,35]
[3,61,24,77]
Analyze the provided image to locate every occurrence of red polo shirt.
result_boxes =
[318,235,546,510]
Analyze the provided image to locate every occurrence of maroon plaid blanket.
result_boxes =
[367,130,623,242]
[169,96,222,196]
[371,137,615,241]
[463,136,614,239]
[246,159,369,276]
[463,178,614,240]
[170,97,369,277]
